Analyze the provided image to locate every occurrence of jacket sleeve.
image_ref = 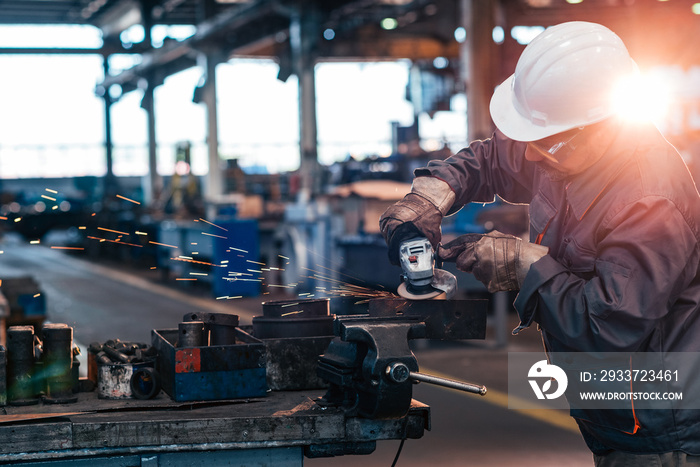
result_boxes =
[514,196,700,352]
[414,130,537,211]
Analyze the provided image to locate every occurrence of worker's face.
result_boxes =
[525,127,587,174]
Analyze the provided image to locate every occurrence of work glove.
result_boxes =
[437,231,549,292]
[380,176,456,265]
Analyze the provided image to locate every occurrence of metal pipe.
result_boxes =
[6,326,39,405]
[42,323,77,404]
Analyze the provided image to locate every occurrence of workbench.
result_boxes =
[0,390,429,466]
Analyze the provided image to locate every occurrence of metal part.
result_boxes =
[6,325,39,405]
[130,366,161,400]
[253,298,334,339]
[397,238,457,300]
[368,298,488,340]
[183,312,239,346]
[42,323,77,404]
[177,321,205,348]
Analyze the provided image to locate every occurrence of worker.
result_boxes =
[380,21,700,466]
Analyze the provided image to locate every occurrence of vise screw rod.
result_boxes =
[386,362,487,395]
[409,371,487,396]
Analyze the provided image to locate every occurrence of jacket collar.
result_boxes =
[562,119,641,221]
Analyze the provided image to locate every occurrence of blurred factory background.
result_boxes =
[0,1,699,466]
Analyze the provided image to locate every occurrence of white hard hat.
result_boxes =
[489,21,638,142]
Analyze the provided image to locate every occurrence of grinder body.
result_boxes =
[397,238,456,300]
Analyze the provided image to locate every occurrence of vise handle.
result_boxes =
[385,362,487,396]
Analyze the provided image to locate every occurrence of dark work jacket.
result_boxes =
[415,119,700,455]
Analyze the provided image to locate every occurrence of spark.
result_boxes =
[135,231,148,236]
[216,295,242,300]
[116,194,140,205]
[278,255,289,260]
[189,272,208,276]
[281,302,299,307]
[78,226,86,230]
[98,227,129,236]
[221,260,229,264]
[52,206,58,210]
[45,188,58,194]
[41,195,56,201]
[30,240,40,244]
[247,269,263,273]
[171,257,223,267]
[88,236,143,247]
[246,260,265,265]
[0,216,6,220]
[150,267,157,270]
[223,277,262,282]
[176,278,197,281]
[149,241,177,249]
[266,284,294,288]
[229,247,248,253]
[179,256,193,260]
[33,293,41,298]
[51,246,84,250]
[281,310,304,317]
[14,217,21,223]
[201,232,227,239]
[198,218,228,231]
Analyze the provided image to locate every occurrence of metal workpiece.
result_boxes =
[177,320,206,348]
[41,323,77,404]
[182,311,239,346]
[6,325,39,405]
[368,298,489,340]
[252,299,336,391]
[253,298,334,339]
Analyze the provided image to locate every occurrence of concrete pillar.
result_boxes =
[102,55,118,198]
[461,0,497,141]
[290,5,320,201]
[198,53,224,219]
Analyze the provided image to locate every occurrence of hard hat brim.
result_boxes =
[489,74,576,142]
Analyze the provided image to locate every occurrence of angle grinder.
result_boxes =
[397,237,457,300]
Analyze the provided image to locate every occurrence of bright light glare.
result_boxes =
[612,74,671,123]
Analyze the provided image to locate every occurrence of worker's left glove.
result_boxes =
[437,231,549,292]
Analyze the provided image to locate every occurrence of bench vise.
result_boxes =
[317,298,489,419]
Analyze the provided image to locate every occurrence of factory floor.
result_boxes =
[0,233,593,467]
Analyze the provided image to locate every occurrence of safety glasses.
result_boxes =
[528,127,585,164]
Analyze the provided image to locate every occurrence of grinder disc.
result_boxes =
[397,282,445,300]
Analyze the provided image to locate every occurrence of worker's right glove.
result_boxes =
[437,231,549,292]
[379,176,456,265]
